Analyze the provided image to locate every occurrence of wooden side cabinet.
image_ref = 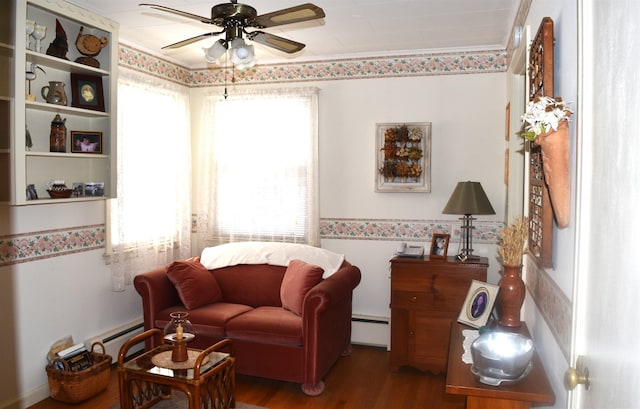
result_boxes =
[389,256,488,373]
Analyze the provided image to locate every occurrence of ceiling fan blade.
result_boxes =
[139,3,215,25]
[162,32,222,49]
[248,31,305,53]
[251,3,325,28]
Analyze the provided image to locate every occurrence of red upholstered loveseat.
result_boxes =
[133,242,361,395]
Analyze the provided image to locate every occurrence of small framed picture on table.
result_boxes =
[457,280,499,328]
[430,233,449,259]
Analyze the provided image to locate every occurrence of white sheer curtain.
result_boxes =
[109,68,192,291]
[193,87,319,252]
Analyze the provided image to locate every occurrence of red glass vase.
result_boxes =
[497,264,525,328]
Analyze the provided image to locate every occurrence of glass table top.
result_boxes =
[122,344,229,381]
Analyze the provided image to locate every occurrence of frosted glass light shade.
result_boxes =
[230,37,255,68]
[204,40,227,63]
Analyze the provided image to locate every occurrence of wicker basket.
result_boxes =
[45,342,112,403]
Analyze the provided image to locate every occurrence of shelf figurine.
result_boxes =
[75,26,108,68]
[25,62,45,101]
[46,19,68,59]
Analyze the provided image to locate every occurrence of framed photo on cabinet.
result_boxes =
[430,233,449,259]
[375,122,431,192]
[457,280,499,328]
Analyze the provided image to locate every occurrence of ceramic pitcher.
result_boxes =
[41,81,67,105]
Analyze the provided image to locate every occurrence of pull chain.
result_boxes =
[223,52,229,99]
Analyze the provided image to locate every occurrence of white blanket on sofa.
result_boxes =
[200,242,345,277]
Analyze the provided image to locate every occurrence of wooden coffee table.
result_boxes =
[117,329,235,409]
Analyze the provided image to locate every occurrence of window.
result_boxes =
[109,68,192,291]
[194,88,319,247]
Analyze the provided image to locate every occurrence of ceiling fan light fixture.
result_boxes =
[203,39,227,63]
[230,37,256,67]
[142,2,325,63]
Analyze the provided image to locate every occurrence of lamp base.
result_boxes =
[456,253,481,262]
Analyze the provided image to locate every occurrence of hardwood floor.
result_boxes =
[29,345,465,409]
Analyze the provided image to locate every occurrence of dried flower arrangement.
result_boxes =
[379,124,424,180]
[497,217,529,267]
[521,96,573,141]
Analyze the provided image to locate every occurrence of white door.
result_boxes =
[569,1,640,407]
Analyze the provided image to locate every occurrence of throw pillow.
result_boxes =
[166,259,223,310]
[280,259,324,315]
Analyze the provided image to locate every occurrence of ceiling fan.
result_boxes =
[140,1,325,67]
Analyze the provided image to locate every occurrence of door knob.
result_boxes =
[565,355,590,391]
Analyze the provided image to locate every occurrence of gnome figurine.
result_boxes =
[46,19,69,60]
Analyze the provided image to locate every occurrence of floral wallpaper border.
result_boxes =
[319,217,503,243]
[190,215,503,243]
[0,225,105,267]
[525,258,573,360]
[119,44,506,87]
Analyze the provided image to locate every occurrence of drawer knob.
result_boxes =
[411,296,417,302]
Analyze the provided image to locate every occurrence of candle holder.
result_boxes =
[163,312,194,362]
[171,338,188,362]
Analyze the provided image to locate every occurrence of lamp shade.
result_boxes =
[443,181,495,215]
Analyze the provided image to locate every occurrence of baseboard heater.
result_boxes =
[351,314,390,349]
[85,318,145,363]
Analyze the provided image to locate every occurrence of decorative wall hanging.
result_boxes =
[527,17,555,267]
[521,96,572,229]
[504,102,510,185]
[375,122,431,192]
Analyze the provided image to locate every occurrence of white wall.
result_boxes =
[317,74,507,316]
[0,202,142,407]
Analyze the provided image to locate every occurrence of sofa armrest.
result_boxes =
[303,263,361,314]
[133,265,181,333]
[301,262,361,386]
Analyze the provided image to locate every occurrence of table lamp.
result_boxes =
[443,181,495,261]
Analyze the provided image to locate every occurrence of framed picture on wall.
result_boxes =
[375,122,431,192]
[457,280,499,328]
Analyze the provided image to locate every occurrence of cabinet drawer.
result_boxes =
[392,274,484,311]
[392,290,436,308]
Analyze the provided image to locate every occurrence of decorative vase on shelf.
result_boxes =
[49,114,66,153]
[497,264,525,328]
